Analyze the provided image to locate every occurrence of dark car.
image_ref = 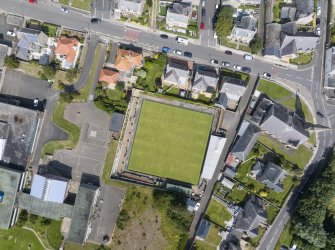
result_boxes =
[184,51,192,58]
[91,18,101,24]
[162,47,171,53]
[224,50,233,55]
[317,111,324,118]
[160,34,168,39]
[202,9,206,17]
[242,67,251,73]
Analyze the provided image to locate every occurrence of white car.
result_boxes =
[61,7,69,13]
[33,98,39,107]
[215,4,219,9]
[316,27,321,36]
[211,59,219,65]
[222,61,230,67]
[202,0,205,7]
[194,202,200,211]
[173,49,182,55]
[233,64,242,71]
[317,6,321,16]
[6,31,15,37]
[263,72,271,78]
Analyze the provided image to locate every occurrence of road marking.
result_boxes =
[296,76,303,79]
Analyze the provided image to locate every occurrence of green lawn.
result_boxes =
[42,101,80,156]
[205,225,222,246]
[159,5,167,16]
[257,79,313,123]
[289,53,313,65]
[266,205,279,224]
[195,240,216,250]
[205,199,232,228]
[59,0,69,4]
[249,227,264,247]
[226,187,249,205]
[0,227,44,250]
[258,134,312,169]
[71,0,90,11]
[273,0,284,22]
[235,159,264,193]
[267,176,294,206]
[221,68,250,81]
[275,222,294,250]
[41,23,58,37]
[128,100,212,184]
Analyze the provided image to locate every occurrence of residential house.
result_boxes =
[166,2,192,33]
[221,177,235,189]
[230,120,261,162]
[192,67,218,98]
[16,28,48,61]
[30,174,70,204]
[281,6,296,23]
[114,48,143,82]
[162,57,191,90]
[99,68,120,89]
[250,161,287,192]
[295,0,314,19]
[0,165,25,229]
[234,195,267,238]
[229,15,257,44]
[216,76,246,110]
[252,98,309,148]
[324,47,335,97]
[196,218,212,240]
[55,36,80,69]
[116,0,145,16]
[237,0,261,4]
[264,21,319,61]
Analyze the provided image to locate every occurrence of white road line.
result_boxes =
[296,76,303,79]
[286,74,292,76]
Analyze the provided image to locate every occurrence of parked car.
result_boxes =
[60,7,69,13]
[174,36,189,45]
[215,4,219,9]
[33,98,39,107]
[162,47,171,53]
[225,50,233,55]
[242,67,251,73]
[160,34,168,39]
[184,51,192,57]
[6,31,15,37]
[173,49,182,55]
[201,0,205,7]
[233,65,242,71]
[244,54,253,61]
[91,18,101,24]
[316,27,321,36]
[222,61,230,67]
[194,202,200,211]
[211,59,219,65]
[263,72,271,78]
[317,111,324,118]
[317,6,321,16]
[200,22,204,30]
[202,9,206,17]
[28,0,37,3]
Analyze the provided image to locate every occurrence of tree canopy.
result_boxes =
[214,6,234,41]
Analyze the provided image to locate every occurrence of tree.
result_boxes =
[249,36,263,54]
[146,0,152,7]
[4,56,19,69]
[65,68,78,83]
[330,25,335,46]
[294,220,327,248]
[214,6,234,41]
[41,65,56,80]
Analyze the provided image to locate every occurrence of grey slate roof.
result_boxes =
[193,68,218,93]
[295,0,314,17]
[0,165,23,229]
[251,161,287,192]
[252,98,309,147]
[264,23,282,57]
[230,121,261,161]
[166,2,191,27]
[110,112,125,132]
[221,76,246,97]
[16,28,48,60]
[164,57,189,86]
[118,0,144,14]
[239,15,257,31]
[234,195,267,238]
[281,7,296,21]
[67,184,99,244]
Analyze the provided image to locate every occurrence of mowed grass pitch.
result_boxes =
[128,100,213,184]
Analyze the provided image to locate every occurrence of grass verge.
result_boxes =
[71,0,90,11]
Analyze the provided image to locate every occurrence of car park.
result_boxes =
[6,31,15,37]
[173,50,182,55]
[244,54,253,60]
[263,72,271,78]
[222,61,230,67]
[184,51,192,58]
[225,50,233,55]
[233,65,242,71]
[242,67,251,73]
[160,34,168,39]
[61,7,69,13]
[200,22,204,30]
[211,59,219,65]
[174,36,189,45]
[162,47,171,53]
[317,111,324,118]
[91,18,101,24]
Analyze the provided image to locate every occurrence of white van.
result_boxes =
[244,54,253,61]
[174,36,189,45]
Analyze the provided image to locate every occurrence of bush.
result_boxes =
[65,68,78,82]
[42,65,56,80]
[4,56,19,69]
[146,0,153,7]
[249,36,263,54]
[214,6,234,40]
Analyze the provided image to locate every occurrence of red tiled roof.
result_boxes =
[114,48,143,72]
[55,36,79,64]
[99,68,119,87]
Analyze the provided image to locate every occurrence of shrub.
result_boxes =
[4,56,19,69]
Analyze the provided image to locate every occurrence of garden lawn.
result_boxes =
[257,79,313,123]
[142,55,166,92]
[289,53,313,65]
[0,227,44,250]
[226,186,249,205]
[205,225,222,246]
[258,134,312,169]
[195,240,216,250]
[205,199,232,228]
[266,205,279,224]
[41,23,58,37]
[267,176,294,206]
[275,222,294,250]
[128,100,212,184]
[71,0,90,11]
[221,68,250,81]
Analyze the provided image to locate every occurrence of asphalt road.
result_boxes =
[199,0,217,48]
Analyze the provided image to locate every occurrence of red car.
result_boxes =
[200,22,204,30]
[28,0,37,3]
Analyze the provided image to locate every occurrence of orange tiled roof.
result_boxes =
[99,68,119,86]
[114,48,143,72]
[55,36,79,64]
